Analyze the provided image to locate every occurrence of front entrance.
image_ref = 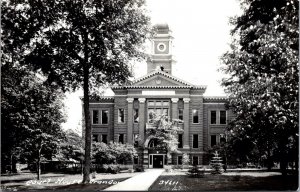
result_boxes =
[153,155,164,168]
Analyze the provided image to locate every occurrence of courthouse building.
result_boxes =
[88,24,232,168]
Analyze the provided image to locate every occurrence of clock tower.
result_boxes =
[147,23,175,74]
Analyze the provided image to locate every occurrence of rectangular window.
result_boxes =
[178,134,183,148]
[150,155,152,165]
[193,134,199,148]
[92,134,98,142]
[163,101,169,106]
[178,156,183,165]
[211,135,217,147]
[192,109,199,123]
[101,110,109,124]
[118,109,125,123]
[134,109,139,123]
[119,134,124,144]
[220,110,227,124]
[101,134,107,144]
[192,156,199,165]
[178,109,183,121]
[148,101,155,106]
[134,156,138,164]
[148,100,170,122]
[211,111,216,124]
[133,134,139,147]
[148,109,155,123]
[92,110,99,124]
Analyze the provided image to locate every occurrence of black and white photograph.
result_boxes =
[1,0,299,191]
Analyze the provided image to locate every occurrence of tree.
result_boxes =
[146,113,183,164]
[92,142,137,165]
[2,0,151,183]
[1,64,66,179]
[58,129,84,162]
[220,0,298,175]
[182,153,190,169]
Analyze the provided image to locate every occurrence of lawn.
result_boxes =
[1,171,141,191]
[149,170,299,191]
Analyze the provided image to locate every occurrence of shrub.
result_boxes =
[95,164,120,174]
[106,164,120,174]
[135,165,144,172]
[182,153,190,168]
[186,164,204,178]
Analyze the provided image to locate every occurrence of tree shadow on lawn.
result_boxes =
[149,174,299,191]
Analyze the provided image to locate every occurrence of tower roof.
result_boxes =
[153,23,170,34]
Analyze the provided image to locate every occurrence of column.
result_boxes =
[138,98,146,146]
[171,98,179,121]
[126,98,134,144]
[183,98,190,149]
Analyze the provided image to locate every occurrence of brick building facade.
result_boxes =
[87,24,233,168]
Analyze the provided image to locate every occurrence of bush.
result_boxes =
[186,164,204,178]
[95,164,120,174]
[135,165,144,172]
[106,164,120,174]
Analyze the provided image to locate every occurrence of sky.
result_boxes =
[61,0,242,134]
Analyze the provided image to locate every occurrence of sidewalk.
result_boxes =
[104,169,164,191]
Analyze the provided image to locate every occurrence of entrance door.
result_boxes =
[153,155,164,168]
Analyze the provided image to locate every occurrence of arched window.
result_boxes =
[148,139,158,148]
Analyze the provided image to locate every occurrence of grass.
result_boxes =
[1,171,141,191]
[149,171,299,191]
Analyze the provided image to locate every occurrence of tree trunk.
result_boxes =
[37,148,41,180]
[267,148,272,171]
[82,64,92,184]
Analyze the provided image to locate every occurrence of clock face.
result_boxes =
[157,42,167,52]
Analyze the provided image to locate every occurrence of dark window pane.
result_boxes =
[193,109,199,123]
[211,135,216,147]
[119,134,124,144]
[93,110,99,124]
[211,111,216,124]
[134,134,139,147]
[178,109,183,121]
[150,155,152,165]
[102,134,107,144]
[118,109,124,123]
[165,155,167,164]
[102,110,108,124]
[220,110,226,124]
[92,134,98,142]
[134,109,139,123]
[193,134,198,148]
[178,156,183,165]
[193,156,198,165]
[178,134,183,148]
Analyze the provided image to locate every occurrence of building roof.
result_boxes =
[203,96,228,103]
[111,70,207,90]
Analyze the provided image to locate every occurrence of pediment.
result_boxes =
[132,71,192,87]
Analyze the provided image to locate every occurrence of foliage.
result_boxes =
[220,0,298,174]
[187,164,204,178]
[182,153,190,167]
[92,142,137,165]
[1,62,66,177]
[210,151,223,174]
[2,0,151,182]
[134,165,144,172]
[146,113,183,162]
[58,129,84,162]
[95,164,121,174]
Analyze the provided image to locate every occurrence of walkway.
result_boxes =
[104,169,164,191]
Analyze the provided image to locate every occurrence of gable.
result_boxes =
[132,72,191,87]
